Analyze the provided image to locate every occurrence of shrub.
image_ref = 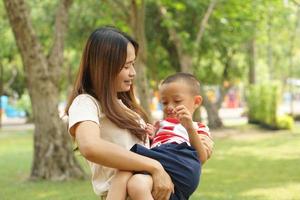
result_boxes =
[246,82,294,130]
[277,115,294,130]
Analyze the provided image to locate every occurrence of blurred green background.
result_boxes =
[1,0,300,199]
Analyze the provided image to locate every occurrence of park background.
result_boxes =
[1,0,300,199]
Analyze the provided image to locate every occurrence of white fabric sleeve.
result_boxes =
[68,94,101,133]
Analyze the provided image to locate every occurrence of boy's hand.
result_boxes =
[145,123,155,139]
[175,105,194,130]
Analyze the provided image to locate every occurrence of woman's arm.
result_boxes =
[74,121,174,200]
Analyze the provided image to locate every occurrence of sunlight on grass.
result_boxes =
[221,134,300,160]
[36,191,60,198]
[242,183,300,200]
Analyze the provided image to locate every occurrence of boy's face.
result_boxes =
[159,81,202,119]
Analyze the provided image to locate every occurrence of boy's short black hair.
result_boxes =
[161,72,201,95]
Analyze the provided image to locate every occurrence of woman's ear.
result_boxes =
[194,95,203,108]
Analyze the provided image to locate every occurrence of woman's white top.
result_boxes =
[68,94,149,197]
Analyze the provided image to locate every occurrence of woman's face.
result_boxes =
[115,43,136,93]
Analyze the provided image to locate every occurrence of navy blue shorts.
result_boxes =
[130,142,201,200]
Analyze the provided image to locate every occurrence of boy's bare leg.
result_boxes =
[127,174,153,200]
[107,171,133,200]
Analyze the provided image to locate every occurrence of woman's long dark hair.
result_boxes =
[65,26,149,142]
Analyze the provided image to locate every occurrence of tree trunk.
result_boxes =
[248,38,256,84]
[204,101,223,129]
[4,0,85,180]
[201,86,223,129]
[287,5,300,117]
[195,0,218,47]
[267,9,273,80]
[130,0,152,118]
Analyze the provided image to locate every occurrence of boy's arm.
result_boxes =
[197,123,213,159]
[185,127,208,164]
[199,134,214,159]
[175,105,208,164]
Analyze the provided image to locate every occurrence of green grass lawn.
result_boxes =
[0,124,300,200]
[193,124,300,200]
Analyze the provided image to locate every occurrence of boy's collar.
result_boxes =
[164,117,180,124]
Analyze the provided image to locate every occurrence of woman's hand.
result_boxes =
[151,162,174,200]
[199,134,214,159]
